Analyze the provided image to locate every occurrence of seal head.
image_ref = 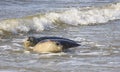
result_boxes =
[23,37,38,50]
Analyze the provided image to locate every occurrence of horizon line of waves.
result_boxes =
[0,3,120,35]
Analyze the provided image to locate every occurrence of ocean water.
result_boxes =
[0,0,120,72]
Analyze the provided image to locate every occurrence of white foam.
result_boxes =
[79,51,110,56]
[33,17,45,31]
[0,3,120,34]
[12,43,22,47]
[0,70,17,72]
[16,25,30,33]
[38,52,67,58]
[0,19,31,34]
[59,3,120,25]
[0,45,12,50]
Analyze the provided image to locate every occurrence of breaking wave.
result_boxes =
[0,3,120,35]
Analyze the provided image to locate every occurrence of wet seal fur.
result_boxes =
[24,36,80,53]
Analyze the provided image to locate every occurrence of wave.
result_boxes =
[0,3,120,35]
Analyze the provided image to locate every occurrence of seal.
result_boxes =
[23,36,80,53]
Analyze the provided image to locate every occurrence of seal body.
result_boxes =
[42,39,80,49]
[33,40,63,53]
[23,36,80,53]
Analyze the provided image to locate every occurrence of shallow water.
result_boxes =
[0,0,120,72]
[0,20,120,72]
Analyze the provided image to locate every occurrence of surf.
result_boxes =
[0,3,120,35]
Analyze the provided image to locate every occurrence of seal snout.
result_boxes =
[27,36,35,42]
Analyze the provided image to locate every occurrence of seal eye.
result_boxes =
[56,42,60,46]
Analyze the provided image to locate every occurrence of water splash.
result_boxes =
[0,3,120,35]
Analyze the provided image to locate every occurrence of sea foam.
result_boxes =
[0,3,120,34]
